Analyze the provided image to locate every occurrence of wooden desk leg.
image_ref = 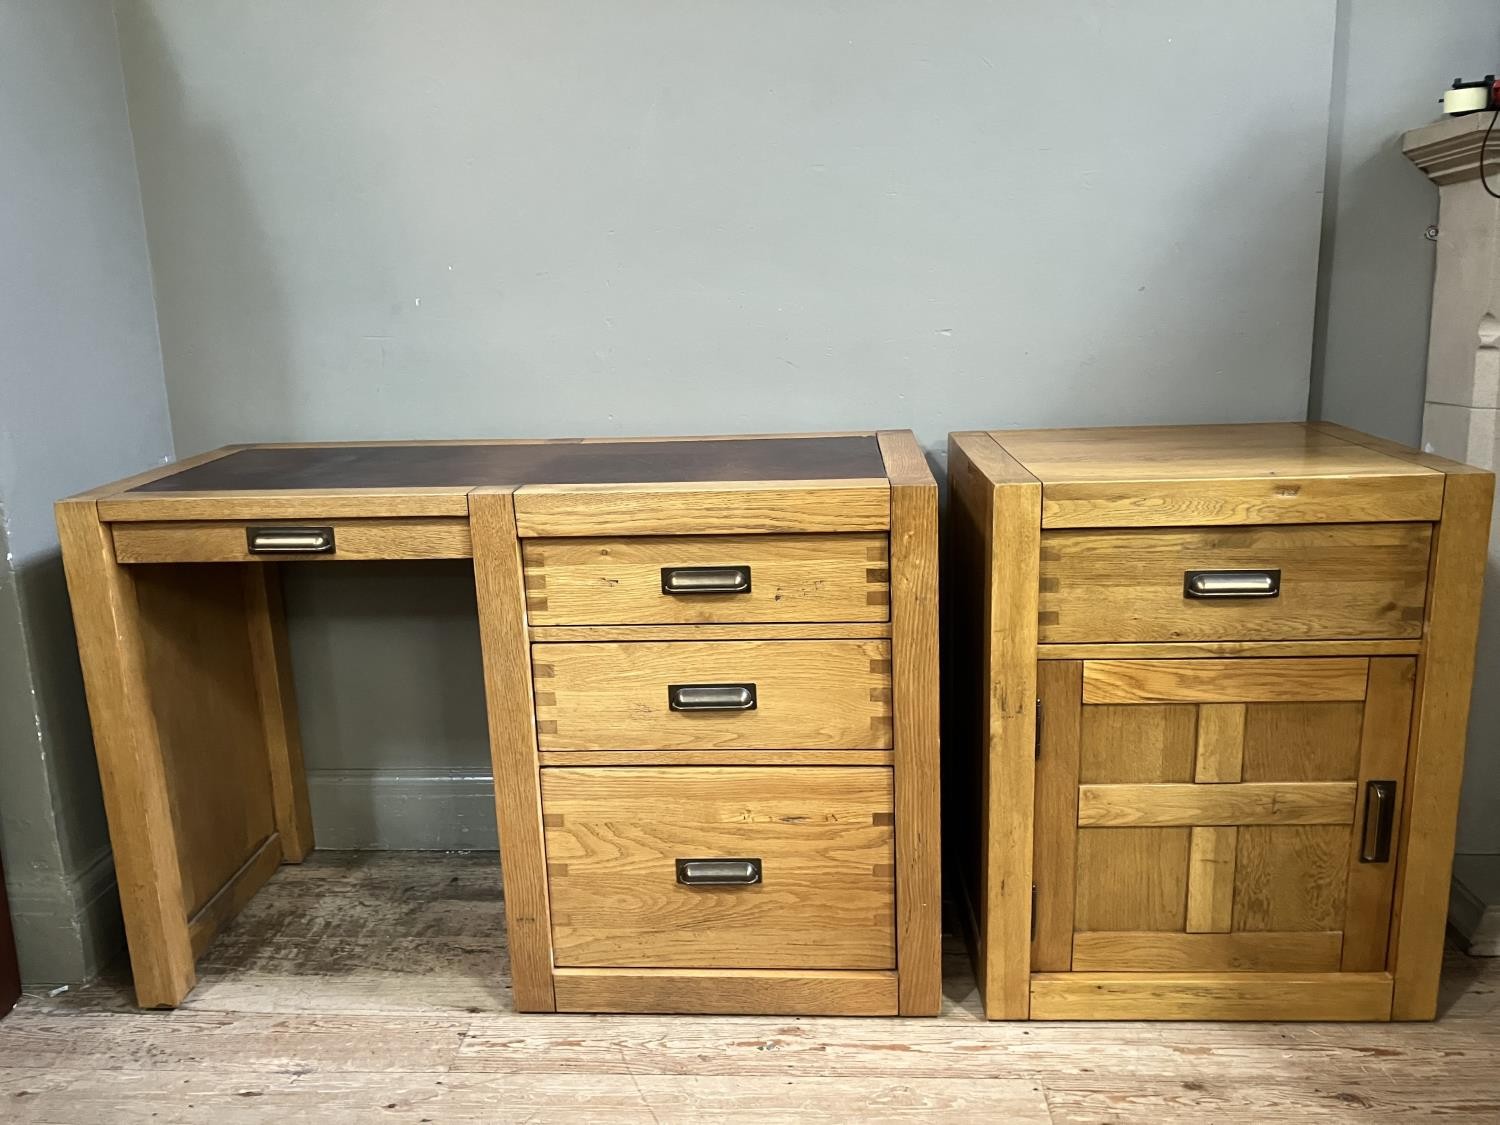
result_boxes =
[244,565,314,862]
[56,499,195,1008]
[470,488,556,1012]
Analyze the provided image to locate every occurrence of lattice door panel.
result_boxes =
[1033,658,1414,975]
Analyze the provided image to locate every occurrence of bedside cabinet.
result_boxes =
[947,422,1493,1021]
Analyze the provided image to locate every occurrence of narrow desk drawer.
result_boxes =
[112,518,472,563]
[542,766,895,969]
[533,639,893,750]
[1038,523,1431,643]
[522,533,889,625]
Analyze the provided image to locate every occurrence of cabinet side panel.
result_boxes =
[950,433,1041,1019]
[879,432,942,1015]
[1392,470,1494,1018]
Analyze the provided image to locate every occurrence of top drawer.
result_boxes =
[522,534,889,626]
[1039,523,1432,644]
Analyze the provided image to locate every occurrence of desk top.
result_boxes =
[77,432,928,531]
[130,435,887,493]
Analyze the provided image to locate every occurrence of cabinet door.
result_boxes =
[1033,657,1413,975]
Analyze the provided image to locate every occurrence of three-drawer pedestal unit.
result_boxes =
[57,432,940,1016]
[948,422,1493,1022]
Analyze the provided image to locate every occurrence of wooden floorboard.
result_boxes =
[1,852,1498,1122]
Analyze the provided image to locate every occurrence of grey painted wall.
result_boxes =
[114,0,1339,844]
[1309,1,1500,857]
[0,0,175,982]
[1309,0,1500,444]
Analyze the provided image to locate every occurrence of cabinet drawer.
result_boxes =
[111,518,472,563]
[542,766,895,969]
[533,640,893,750]
[521,533,889,625]
[1038,523,1431,644]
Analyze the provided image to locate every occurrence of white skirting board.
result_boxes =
[305,769,499,851]
[1450,853,1500,956]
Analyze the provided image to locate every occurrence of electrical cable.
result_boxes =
[1482,107,1500,200]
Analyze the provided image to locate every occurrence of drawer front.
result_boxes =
[542,766,895,969]
[1038,523,1431,644]
[111,518,472,563]
[533,639,893,750]
[521,533,889,626]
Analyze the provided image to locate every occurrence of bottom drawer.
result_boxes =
[541,766,895,970]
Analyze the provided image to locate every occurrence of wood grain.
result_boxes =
[112,518,472,562]
[552,967,899,1016]
[532,639,893,751]
[512,479,891,537]
[953,433,1042,1020]
[1032,661,1081,971]
[1185,827,1238,933]
[1078,782,1357,828]
[1040,639,1422,659]
[469,487,555,1012]
[243,566,313,862]
[529,622,892,642]
[1241,701,1363,781]
[186,834,283,958]
[1083,658,1370,704]
[1079,703,1197,783]
[1071,930,1343,972]
[1073,827,1189,932]
[1037,477,1443,529]
[1194,703,1246,783]
[989,423,1444,529]
[54,498,196,1007]
[1029,971,1394,1021]
[521,533,889,625]
[1343,658,1416,972]
[1233,825,1351,932]
[879,430,943,1016]
[1392,464,1494,1019]
[129,564,278,919]
[538,749,894,767]
[1038,523,1431,642]
[98,488,474,522]
[542,766,894,969]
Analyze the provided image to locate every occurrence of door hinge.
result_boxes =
[1034,698,1043,759]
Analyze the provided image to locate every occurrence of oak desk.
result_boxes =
[57,433,940,1016]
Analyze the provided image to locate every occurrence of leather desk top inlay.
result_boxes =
[131,436,887,493]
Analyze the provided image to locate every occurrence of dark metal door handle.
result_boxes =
[1361,780,1397,863]
[676,858,762,886]
[1184,569,1281,599]
[661,566,752,595]
[667,683,757,712]
[246,526,336,554]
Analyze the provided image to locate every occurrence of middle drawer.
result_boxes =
[532,639,893,750]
